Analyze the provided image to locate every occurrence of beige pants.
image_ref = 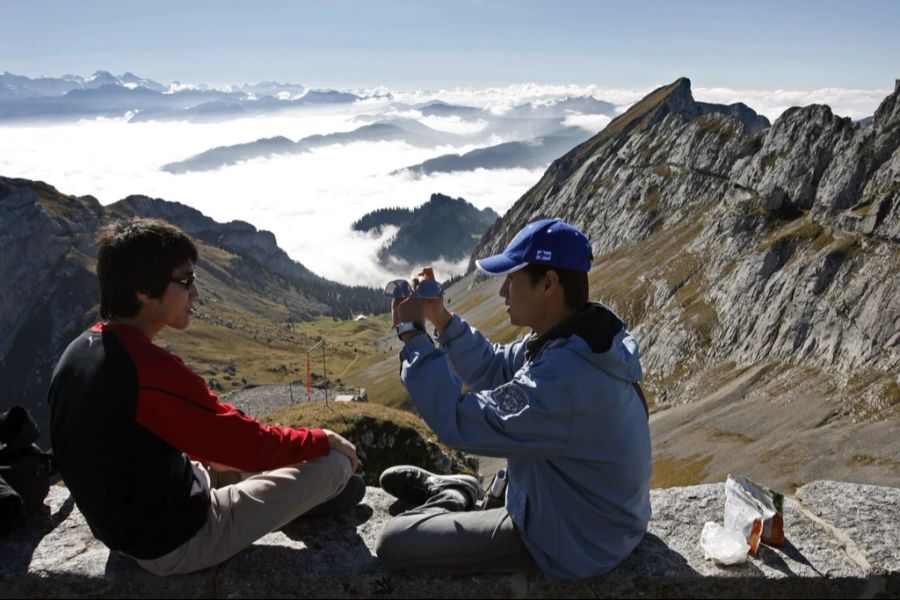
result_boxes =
[135,452,352,576]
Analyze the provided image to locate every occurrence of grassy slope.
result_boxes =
[153,237,393,392]
[591,213,898,490]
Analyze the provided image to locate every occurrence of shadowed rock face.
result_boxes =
[0,481,896,598]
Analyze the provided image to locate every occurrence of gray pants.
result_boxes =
[376,490,537,574]
[134,452,352,576]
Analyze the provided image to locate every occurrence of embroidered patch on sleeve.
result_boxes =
[491,382,530,416]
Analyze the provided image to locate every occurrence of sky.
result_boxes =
[4,0,898,90]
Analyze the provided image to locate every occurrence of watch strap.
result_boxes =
[395,321,425,340]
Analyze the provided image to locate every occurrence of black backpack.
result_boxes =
[0,406,57,534]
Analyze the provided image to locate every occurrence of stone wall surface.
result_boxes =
[1,481,897,598]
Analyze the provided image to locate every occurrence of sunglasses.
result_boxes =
[170,272,197,289]
[383,278,442,299]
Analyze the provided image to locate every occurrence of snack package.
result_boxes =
[762,490,785,546]
[723,474,784,554]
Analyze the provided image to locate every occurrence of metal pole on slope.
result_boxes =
[307,337,328,406]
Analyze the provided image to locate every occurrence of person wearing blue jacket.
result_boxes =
[375,218,652,579]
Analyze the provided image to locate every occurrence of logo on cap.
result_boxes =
[475,218,593,275]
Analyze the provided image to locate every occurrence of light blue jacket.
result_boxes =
[399,303,652,579]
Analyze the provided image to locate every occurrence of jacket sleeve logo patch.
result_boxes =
[492,383,530,416]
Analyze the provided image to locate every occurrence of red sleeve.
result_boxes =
[122,335,329,471]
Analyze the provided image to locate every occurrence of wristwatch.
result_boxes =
[395,321,425,340]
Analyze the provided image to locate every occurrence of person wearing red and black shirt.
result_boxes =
[48,218,361,575]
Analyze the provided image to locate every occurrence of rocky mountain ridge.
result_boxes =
[0,178,384,434]
[436,77,899,488]
[396,127,594,176]
[470,77,898,384]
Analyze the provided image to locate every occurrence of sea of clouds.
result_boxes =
[0,82,890,288]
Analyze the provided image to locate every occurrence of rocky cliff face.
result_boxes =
[462,78,898,488]
[0,180,101,431]
[470,78,898,390]
[108,195,333,295]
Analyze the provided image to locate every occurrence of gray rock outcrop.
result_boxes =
[1,481,896,598]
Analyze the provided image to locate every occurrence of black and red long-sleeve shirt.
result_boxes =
[48,322,329,559]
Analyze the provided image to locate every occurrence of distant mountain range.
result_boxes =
[162,120,452,173]
[0,71,624,132]
[395,127,594,176]
[161,97,620,175]
[354,193,499,266]
[391,96,617,120]
[0,70,357,123]
[0,70,626,177]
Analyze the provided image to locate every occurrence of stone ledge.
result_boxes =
[0,481,897,598]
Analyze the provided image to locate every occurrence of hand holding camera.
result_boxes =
[384,267,452,335]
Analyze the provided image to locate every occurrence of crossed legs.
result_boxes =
[135,452,352,575]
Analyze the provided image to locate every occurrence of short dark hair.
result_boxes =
[96,218,198,319]
[522,263,589,311]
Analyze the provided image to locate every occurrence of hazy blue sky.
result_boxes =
[3,0,898,89]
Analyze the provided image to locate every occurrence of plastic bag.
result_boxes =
[700,521,750,565]
[724,474,783,554]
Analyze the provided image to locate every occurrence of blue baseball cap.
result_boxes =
[475,218,593,275]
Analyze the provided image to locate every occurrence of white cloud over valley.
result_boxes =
[0,81,891,290]
[363,82,891,121]
[563,114,613,132]
[0,111,541,287]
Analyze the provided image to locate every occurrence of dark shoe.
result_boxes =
[379,465,483,507]
[302,474,366,518]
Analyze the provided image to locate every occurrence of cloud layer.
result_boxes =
[0,109,540,286]
[363,82,891,121]
[0,82,891,289]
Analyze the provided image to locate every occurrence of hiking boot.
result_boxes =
[302,474,366,518]
[379,465,483,507]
